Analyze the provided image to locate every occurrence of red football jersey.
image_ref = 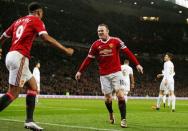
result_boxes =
[88,37,126,75]
[3,15,47,58]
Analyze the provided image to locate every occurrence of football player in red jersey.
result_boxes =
[0,2,74,130]
[75,24,143,128]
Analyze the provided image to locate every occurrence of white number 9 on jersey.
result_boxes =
[14,25,24,44]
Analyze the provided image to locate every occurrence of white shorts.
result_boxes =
[5,51,32,87]
[160,79,174,92]
[124,80,130,93]
[100,71,125,95]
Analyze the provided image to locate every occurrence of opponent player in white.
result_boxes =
[33,61,40,104]
[156,52,176,112]
[121,59,134,102]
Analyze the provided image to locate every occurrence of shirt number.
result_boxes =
[14,25,24,44]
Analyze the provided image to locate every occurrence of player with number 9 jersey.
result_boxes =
[3,15,47,59]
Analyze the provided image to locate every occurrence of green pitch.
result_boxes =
[0,98,188,131]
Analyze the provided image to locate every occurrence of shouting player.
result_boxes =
[75,24,143,128]
[0,2,74,130]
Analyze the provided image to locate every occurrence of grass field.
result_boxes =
[0,98,188,131]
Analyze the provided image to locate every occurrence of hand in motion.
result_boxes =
[66,48,74,56]
[157,74,163,78]
[75,72,82,81]
[136,65,143,74]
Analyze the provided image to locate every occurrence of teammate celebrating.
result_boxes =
[0,2,74,130]
[75,24,143,128]
[121,59,135,102]
[156,53,176,112]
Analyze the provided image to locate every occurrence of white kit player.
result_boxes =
[33,61,40,103]
[121,59,134,102]
[156,52,176,112]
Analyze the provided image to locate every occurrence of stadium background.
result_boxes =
[0,0,188,97]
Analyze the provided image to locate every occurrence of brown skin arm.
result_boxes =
[40,33,74,56]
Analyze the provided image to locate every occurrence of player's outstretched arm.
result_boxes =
[75,72,82,81]
[40,33,74,56]
[122,48,143,74]
[75,57,93,81]
[157,74,163,78]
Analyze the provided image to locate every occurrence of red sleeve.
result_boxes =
[122,48,140,66]
[33,18,47,35]
[4,23,14,38]
[78,57,93,73]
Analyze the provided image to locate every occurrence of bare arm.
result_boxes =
[75,57,93,80]
[40,33,74,56]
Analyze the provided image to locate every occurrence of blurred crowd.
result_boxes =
[0,43,188,97]
[0,0,188,97]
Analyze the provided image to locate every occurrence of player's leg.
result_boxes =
[0,85,20,111]
[162,94,166,108]
[169,90,176,112]
[100,75,115,124]
[156,90,163,110]
[104,94,114,124]
[113,71,127,128]
[116,89,127,128]
[22,57,43,130]
[169,81,175,112]
[0,51,24,111]
[167,94,171,107]
[157,81,165,110]
[35,84,40,104]
[24,77,43,130]
[125,91,128,103]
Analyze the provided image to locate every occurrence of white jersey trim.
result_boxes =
[3,32,11,38]
[88,55,95,58]
[38,31,48,36]
[120,42,127,49]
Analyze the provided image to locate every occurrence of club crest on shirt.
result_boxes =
[109,43,114,48]
[98,46,102,49]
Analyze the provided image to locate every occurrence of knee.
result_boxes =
[27,89,37,96]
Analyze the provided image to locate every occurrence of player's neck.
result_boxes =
[101,36,110,42]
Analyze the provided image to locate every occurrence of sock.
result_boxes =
[163,95,166,104]
[0,92,14,111]
[157,95,162,108]
[105,101,113,114]
[118,100,126,120]
[125,95,128,103]
[26,90,37,122]
[168,96,171,107]
[171,95,176,110]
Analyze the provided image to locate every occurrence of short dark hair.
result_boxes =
[166,52,173,60]
[124,59,129,64]
[28,2,42,13]
[98,23,109,30]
